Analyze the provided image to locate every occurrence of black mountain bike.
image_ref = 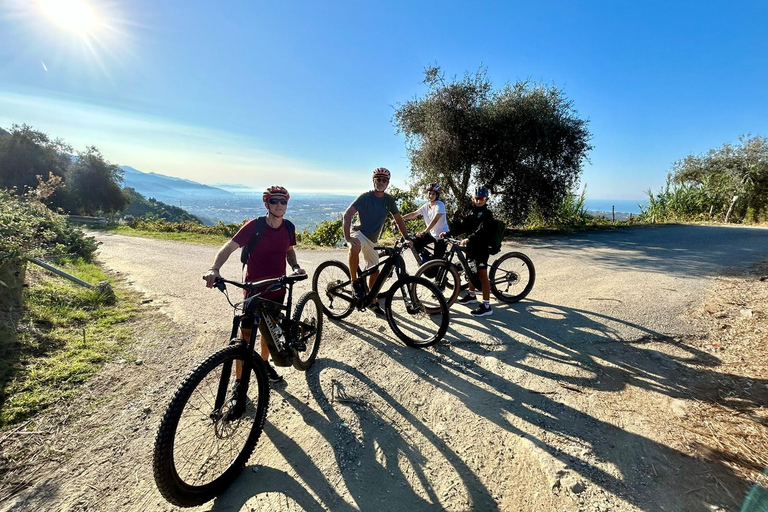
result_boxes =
[410,237,535,307]
[312,236,449,348]
[152,273,322,507]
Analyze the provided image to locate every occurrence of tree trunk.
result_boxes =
[724,195,739,223]
[0,259,26,327]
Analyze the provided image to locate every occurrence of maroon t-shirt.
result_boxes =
[232,218,296,299]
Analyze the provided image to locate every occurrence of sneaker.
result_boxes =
[369,302,386,317]
[267,364,284,384]
[457,293,478,305]
[470,303,493,317]
[352,279,365,298]
[226,380,246,420]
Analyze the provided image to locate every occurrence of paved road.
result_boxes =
[92,224,768,345]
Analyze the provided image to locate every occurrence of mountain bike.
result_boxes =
[312,236,449,348]
[410,237,535,307]
[152,273,322,507]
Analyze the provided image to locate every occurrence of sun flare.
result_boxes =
[38,0,98,34]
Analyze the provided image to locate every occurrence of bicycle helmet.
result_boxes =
[372,167,391,179]
[262,185,290,202]
[473,186,489,199]
[425,182,441,194]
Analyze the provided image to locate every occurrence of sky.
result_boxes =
[1,0,766,199]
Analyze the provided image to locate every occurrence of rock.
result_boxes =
[713,312,727,319]
[134,359,144,365]
[740,309,753,318]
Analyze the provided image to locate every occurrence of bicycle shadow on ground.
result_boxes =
[212,354,499,511]
[337,305,760,511]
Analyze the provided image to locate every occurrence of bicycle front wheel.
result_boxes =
[414,259,461,308]
[384,276,449,348]
[312,260,356,320]
[153,345,269,507]
[489,251,535,303]
[291,291,323,371]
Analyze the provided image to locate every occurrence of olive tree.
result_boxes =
[394,66,592,224]
[672,134,768,222]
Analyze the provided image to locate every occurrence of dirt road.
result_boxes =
[4,224,768,511]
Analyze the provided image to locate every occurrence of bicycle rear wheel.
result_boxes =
[153,345,269,507]
[291,291,323,371]
[489,251,535,303]
[414,259,461,308]
[384,276,449,348]
[312,260,356,320]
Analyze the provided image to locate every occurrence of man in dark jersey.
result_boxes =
[203,185,304,383]
[343,167,410,316]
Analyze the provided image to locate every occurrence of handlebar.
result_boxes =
[205,273,308,295]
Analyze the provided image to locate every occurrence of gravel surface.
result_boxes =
[2,224,767,512]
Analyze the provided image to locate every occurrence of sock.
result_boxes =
[467,291,476,297]
[483,301,490,308]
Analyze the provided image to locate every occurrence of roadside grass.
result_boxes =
[89,224,325,249]
[90,224,229,246]
[0,260,138,428]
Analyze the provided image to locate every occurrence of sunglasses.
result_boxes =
[267,198,288,205]
[474,196,487,201]
[375,177,390,183]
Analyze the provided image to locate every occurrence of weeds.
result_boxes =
[0,261,136,427]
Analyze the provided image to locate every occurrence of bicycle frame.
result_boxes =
[210,275,306,413]
[418,238,482,290]
[330,238,411,309]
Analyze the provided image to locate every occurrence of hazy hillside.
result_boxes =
[120,166,231,204]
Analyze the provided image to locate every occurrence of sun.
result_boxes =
[38,0,98,35]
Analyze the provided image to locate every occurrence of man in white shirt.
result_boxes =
[401,182,450,261]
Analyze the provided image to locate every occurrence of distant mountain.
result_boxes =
[0,127,10,138]
[120,166,232,204]
[211,183,260,194]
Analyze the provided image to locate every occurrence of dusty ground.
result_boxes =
[1,238,767,511]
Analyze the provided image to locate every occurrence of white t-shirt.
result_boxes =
[417,201,450,238]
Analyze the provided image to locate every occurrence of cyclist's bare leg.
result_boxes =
[478,268,491,301]
[348,244,361,282]
[235,327,269,379]
[369,271,380,303]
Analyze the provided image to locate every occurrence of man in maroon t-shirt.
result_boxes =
[203,185,304,384]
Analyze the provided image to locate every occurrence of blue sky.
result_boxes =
[1,0,766,199]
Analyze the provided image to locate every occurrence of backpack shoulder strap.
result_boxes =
[241,216,268,269]
[284,219,296,246]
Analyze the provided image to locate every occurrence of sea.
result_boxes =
[177,192,647,230]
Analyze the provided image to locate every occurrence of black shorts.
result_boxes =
[466,244,490,270]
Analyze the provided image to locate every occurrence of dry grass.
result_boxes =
[677,261,768,483]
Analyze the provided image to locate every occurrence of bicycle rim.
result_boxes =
[153,345,269,507]
[385,276,449,348]
[292,291,323,371]
[490,252,535,303]
[312,260,355,319]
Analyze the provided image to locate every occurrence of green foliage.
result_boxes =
[639,178,713,222]
[393,65,592,224]
[670,134,768,222]
[0,262,135,426]
[299,219,344,246]
[0,188,98,264]
[129,216,244,237]
[0,124,72,192]
[52,146,128,216]
[121,188,203,223]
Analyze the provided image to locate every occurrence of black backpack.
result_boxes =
[489,219,505,255]
[240,216,296,269]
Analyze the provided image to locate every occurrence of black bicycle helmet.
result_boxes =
[473,186,489,199]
